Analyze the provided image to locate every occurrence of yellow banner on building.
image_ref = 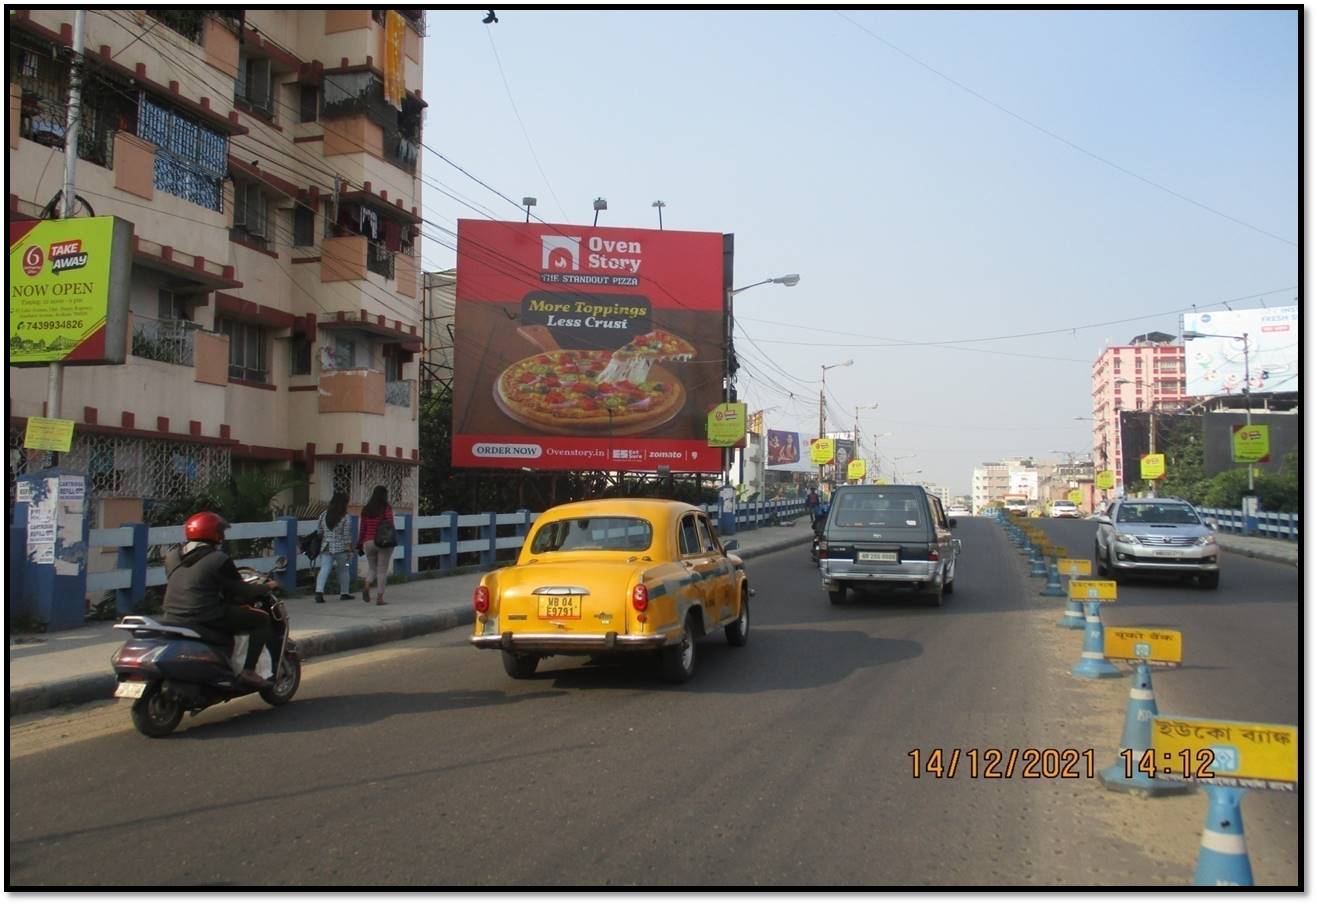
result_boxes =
[1152,717,1297,791]
[382,10,407,108]
[1069,579,1117,601]
[22,416,75,453]
[1105,627,1182,665]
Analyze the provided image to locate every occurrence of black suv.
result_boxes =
[818,485,960,605]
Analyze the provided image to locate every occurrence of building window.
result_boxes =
[217,317,268,383]
[290,334,312,376]
[137,96,227,211]
[147,9,207,43]
[231,181,271,249]
[293,205,316,247]
[235,49,274,119]
[299,84,319,123]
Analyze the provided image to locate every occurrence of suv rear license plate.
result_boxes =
[114,681,148,700]
[857,551,898,563]
[537,595,582,619]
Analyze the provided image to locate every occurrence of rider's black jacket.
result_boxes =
[162,543,266,624]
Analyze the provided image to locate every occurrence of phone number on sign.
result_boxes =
[909,748,1096,779]
[14,320,83,331]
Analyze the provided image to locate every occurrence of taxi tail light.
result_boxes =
[473,586,490,613]
[631,584,649,612]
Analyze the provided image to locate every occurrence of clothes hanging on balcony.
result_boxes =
[383,218,402,252]
[359,206,380,241]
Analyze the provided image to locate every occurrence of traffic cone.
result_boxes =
[1057,592,1086,629]
[1072,598,1121,678]
[1193,787,1254,886]
[1041,558,1066,596]
[1029,547,1047,577]
[1099,663,1191,795]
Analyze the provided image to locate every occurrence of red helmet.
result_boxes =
[184,511,230,544]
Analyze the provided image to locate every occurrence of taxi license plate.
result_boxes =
[537,595,582,619]
[857,551,898,562]
[114,681,148,700]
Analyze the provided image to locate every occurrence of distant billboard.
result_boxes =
[765,429,802,468]
[452,220,727,472]
[1182,307,1298,398]
[1008,470,1038,500]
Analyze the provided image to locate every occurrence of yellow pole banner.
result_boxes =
[1104,627,1182,665]
[1141,453,1166,480]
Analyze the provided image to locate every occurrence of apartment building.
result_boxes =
[420,268,455,397]
[1089,331,1187,499]
[8,9,426,526]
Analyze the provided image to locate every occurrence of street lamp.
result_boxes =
[892,453,915,482]
[652,200,665,230]
[592,197,607,226]
[1183,329,1256,529]
[521,196,537,222]
[725,273,801,481]
[818,359,853,486]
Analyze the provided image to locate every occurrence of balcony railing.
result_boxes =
[132,316,198,366]
[367,241,395,280]
[385,379,413,407]
[147,9,207,43]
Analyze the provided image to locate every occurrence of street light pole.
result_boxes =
[727,275,800,491]
[818,359,852,488]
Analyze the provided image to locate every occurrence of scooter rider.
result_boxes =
[162,511,279,688]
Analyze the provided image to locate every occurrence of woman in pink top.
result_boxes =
[356,485,394,605]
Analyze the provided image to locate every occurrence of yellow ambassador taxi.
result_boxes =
[470,499,751,683]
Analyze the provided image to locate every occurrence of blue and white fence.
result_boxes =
[76,497,807,616]
[1198,507,1299,541]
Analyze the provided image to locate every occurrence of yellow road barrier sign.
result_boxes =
[1151,717,1297,791]
[1105,626,1182,666]
[1069,579,1116,601]
[1057,558,1092,577]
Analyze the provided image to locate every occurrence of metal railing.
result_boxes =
[147,9,206,43]
[385,378,413,407]
[366,241,395,280]
[131,316,198,366]
[1198,507,1299,541]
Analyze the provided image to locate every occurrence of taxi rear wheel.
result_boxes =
[660,615,697,683]
[501,651,540,679]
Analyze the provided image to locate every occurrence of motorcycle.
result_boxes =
[110,557,302,737]
[809,504,830,564]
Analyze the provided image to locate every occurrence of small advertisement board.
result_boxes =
[1152,717,1297,791]
[1105,627,1182,666]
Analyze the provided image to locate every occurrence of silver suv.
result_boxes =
[1094,498,1220,589]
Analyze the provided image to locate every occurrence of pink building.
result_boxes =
[1090,332,1187,498]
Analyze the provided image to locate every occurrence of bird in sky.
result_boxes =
[483,10,498,24]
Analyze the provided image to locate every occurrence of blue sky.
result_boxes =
[421,8,1298,494]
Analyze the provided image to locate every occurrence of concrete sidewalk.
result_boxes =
[1216,533,1300,567]
[7,522,813,716]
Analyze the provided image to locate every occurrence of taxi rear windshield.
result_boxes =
[530,517,653,553]
[832,491,925,528]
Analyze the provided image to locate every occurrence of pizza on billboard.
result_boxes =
[452,221,726,471]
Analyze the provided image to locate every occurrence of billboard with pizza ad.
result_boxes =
[452,220,727,471]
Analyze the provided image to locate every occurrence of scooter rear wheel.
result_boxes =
[131,683,184,738]
[260,652,302,706]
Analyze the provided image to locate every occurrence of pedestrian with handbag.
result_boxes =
[356,485,396,606]
[314,491,354,603]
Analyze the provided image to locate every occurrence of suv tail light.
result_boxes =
[631,584,649,611]
[928,549,940,561]
[473,586,490,613]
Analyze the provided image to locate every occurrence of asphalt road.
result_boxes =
[8,518,1299,887]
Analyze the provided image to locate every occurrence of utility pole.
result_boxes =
[817,381,826,490]
[46,8,86,465]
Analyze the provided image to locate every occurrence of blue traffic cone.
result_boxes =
[1193,787,1253,886]
[1072,599,1121,678]
[1100,663,1191,795]
[1041,559,1065,596]
[1029,547,1047,576]
[1057,592,1086,629]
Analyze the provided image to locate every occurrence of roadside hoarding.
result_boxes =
[1141,453,1165,480]
[1096,470,1116,490]
[9,216,133,366]
[847,459,866,481]
[452,220,726,471]
[1008,469,1038,500]
[809,438,835,465]
[1182,307,1298,398]
[765,429,801,467]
